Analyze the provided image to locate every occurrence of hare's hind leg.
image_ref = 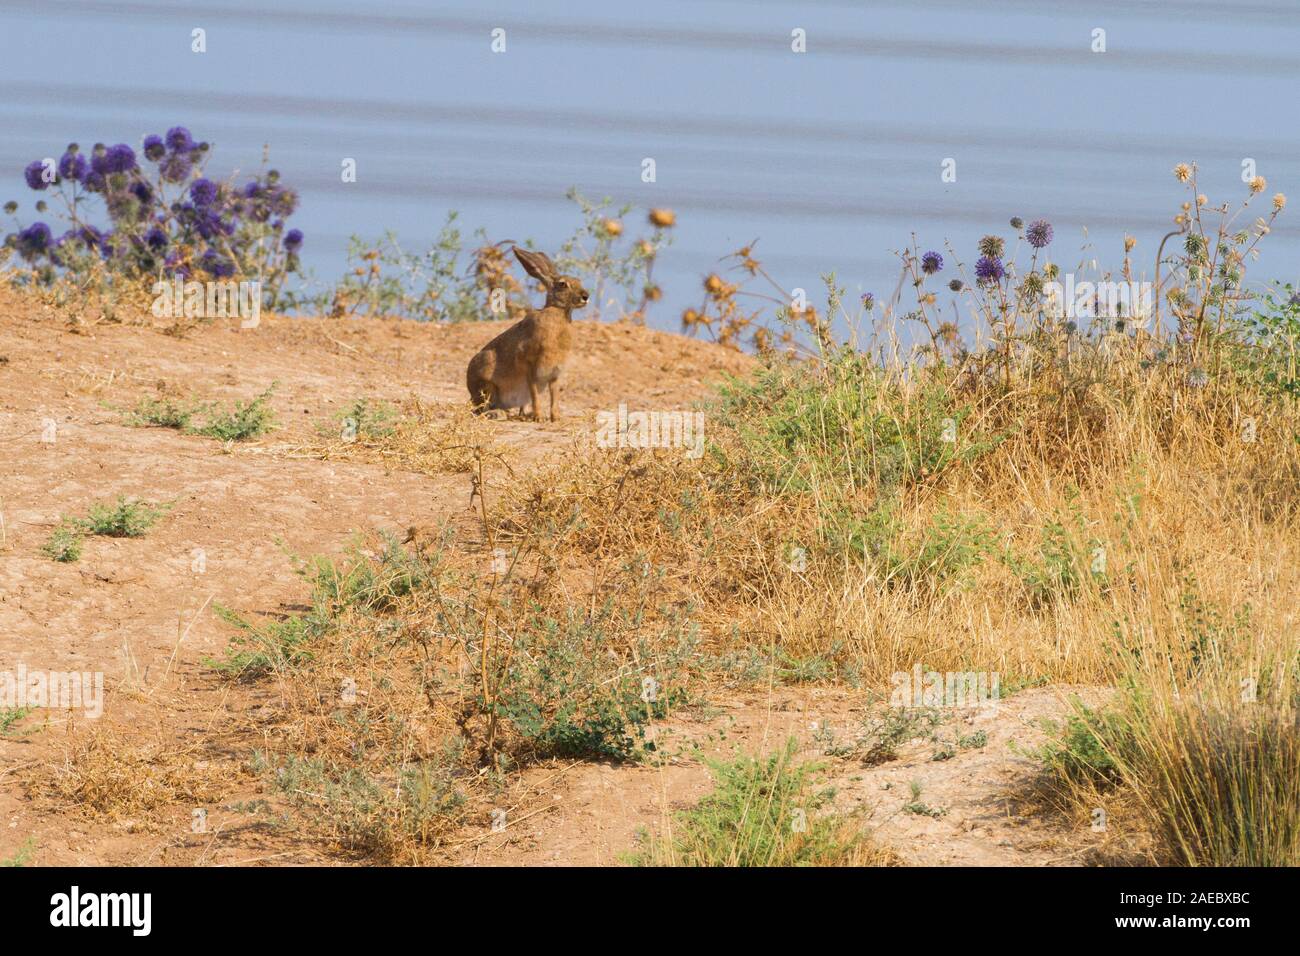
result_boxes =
[467,352,496,413]
[467,375,493,413]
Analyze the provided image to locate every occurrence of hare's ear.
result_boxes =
[513,247,555,287]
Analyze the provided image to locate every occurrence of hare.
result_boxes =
[466,247,588,422]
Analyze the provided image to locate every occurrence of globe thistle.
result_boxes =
[948,279,963,292]
[105,192,140,222]
[1249,176,1266,194]
[165,126,194,152]
[920,250,943,275]
[268,187,299,217]
[190,178,219,207]
[1187,367,1209,388]
[16,222,52,260]
[58,151,87,182]
[1273,193,1287,212]
[129,180,152,204]
[102,143,137,174]
[974,255,1005,284]
[157,151,189,184]
[861,292,875,311]
[144,225,169,251]
[3,201,17,215]
[143,134,166,161]
[1173,163,1192,182]
[1026,219,1053,249]
[1021,272,1044,296]
[24,160,51,190]
[977,235,1004,259]
[199,248,235,278]
[75,224,103,249]
[284,228,304,252]
[1010,217,1024,230]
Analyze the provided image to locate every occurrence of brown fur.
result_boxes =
[466,247,589,422]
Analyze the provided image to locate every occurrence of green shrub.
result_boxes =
[717,352,1000,498]
[123,396,198,430]
[191,386,276,441]
[1037,699,1130,789]
[494,611,687,760]
[41,524,83,562]
[630,738,885,866]
[76,497,169,538]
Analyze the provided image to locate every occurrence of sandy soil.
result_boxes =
[0,294,1113,866]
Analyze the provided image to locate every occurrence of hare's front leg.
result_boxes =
[548,380,560,422]
[527,377,542,422]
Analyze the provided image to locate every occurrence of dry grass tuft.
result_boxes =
[27,728,233,827]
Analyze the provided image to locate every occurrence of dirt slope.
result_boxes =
[0,294,1109,866]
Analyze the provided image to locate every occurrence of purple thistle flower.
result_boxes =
[58,151,88,182]
[103,143,137,174]
[159,152,193,184]
[16,221,53,260]
[143,134,166,161]
[24,160,51,190]
[165,126,194,152]
[268,187,299,217]
[920,250,943,275]
[144,225,169,251]
[284,228,304,252]
[974,255,1006,284]
[199,249,235,278]
[190,177,219,207]
[129,180,153,203]
[76,224,104,249]
[1026,219,1053,249]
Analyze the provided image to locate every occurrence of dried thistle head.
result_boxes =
[977,235,1005,259]
[1173,162,1193,182]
